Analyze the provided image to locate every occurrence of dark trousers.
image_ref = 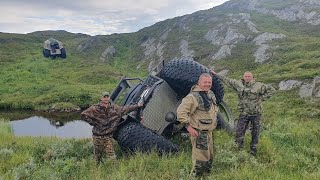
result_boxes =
[235,114,261,150]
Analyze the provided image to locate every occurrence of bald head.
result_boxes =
[243,71,253,83]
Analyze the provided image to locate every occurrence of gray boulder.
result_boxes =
[279,80,302,91]
[299,83,314,98]
[279,77,320,99]
[312,76,320,98]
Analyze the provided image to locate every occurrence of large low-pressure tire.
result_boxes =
[60,48,67,59]
[114,121,179,154]
[216,113,233,134]
[43,49,50,58]
[217,100,235,132]
[159,57,224,103]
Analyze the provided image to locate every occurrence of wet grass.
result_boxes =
[1,89,320,179]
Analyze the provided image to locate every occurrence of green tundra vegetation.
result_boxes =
[0,32,148,110]
[1,91,319,179]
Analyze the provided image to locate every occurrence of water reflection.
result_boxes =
[2,110,92,138]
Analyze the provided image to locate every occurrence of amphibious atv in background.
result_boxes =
[111,57,235,154]
[43,38,67,59]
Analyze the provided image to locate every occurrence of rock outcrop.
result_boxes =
[224,0,320,26]
[179,39,194,57]
[100,46,116,62]
[204,13,286,62]
[77,37,99,53]
[253,32,286,62]
[279,80,303,91]
[279,76,320,98]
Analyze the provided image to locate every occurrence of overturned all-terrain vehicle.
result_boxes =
[111,57,235,154]
[43,38,67,59]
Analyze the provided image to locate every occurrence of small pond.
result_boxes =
[1,110,92,138]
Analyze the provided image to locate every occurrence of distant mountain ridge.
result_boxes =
[2,0,319,70]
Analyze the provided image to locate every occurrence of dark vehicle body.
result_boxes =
[111,57,234,154]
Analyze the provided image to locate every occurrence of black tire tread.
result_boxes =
[159,57,224,103]
[60,48,67,58]
[43,49,50,58]
[114,121,179,154]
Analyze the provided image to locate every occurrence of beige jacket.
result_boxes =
[177,85,218,131]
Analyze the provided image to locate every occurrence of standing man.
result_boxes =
[177,73,218,177]
[81,92,143,164]
[211,70,275,155]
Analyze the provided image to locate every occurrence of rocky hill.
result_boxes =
[72,0,320,99]
[85,0,320,66]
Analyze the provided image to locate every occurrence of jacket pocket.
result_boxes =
[199,119,212,124]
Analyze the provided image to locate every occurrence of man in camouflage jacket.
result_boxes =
[211,70,275,155]
[81,92,143,163]
[177,73,218,176]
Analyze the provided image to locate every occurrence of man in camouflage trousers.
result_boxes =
[81,92,143,164]
[177,73,218,176]
[211,70,275,155]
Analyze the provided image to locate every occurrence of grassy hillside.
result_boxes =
[1,90,319,179]
[201,11,320,86]
[0,32,148,110]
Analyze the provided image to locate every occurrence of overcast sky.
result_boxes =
[0,0,229,36]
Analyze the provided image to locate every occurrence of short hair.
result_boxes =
[244,71,253,76]
[198,73,212,83]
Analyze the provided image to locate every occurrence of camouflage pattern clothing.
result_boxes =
[235,114,261,155]
[93,135,116,162]
[217,75,275,116]
[177,85,218,176]
[217,74,275,154]
[81,102,139,162]
[190,131,214,176]
[81,102,139,136]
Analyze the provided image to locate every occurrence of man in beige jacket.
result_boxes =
[177,73,218,176]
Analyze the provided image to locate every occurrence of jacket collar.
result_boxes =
[242,79,256,87]
[99,102,111,110]
[190,85,207,92]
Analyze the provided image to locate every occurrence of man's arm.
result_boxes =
[177,95,199,137]
[261,84,276,101]
[177,95,194,125]
[210,70,242,91]
[81,107,98,126]
[118,102,143,115]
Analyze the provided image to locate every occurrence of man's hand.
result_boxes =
[210,69,217,75]
[138,102,144,107]
[186,125,199,137]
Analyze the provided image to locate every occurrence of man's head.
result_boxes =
[100,91,110,104]
[243,71,254,83]
[198,73,212,91]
